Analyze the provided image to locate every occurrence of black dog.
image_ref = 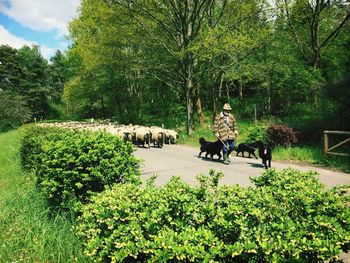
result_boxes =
[199,137,222,160]
[256,141,272,169]
[236,142,259,159]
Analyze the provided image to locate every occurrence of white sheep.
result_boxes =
[149,126,164,148]
[167,129,179,144]
[133,126,151,148]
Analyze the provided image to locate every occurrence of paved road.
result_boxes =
[135,144,350,188]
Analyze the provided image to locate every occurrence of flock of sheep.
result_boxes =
[39,121,179,148]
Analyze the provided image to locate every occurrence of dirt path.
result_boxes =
[134,144,350,188]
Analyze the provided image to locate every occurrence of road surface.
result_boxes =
[135,144,350,188]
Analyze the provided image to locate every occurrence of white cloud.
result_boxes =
[40,45,56,60]
[0,25,55,59]
[0,0,80,36]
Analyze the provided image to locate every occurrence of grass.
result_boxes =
[0,130,89,262]
[273,146,350,172]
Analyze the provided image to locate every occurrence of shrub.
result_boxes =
[20,126,141,209]
[20,125,71,171]
[249,169,350,262]
[245,122,269,143]
[267,124,298,147]
[76,169,350,262]
[0,91,32,132]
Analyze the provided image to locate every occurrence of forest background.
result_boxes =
[1,0,349,143]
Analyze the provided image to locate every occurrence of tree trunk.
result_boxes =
[219,71,224,97]
[185,52,195,135]
[196,96,205,126]
[210,65,217,122]
[101,96,106,119]
[186,87,195,134]
[238,79,243,102]
[226,82,230,102]
[267,85,271,115]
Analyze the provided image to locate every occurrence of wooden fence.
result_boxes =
[323,131,350,157]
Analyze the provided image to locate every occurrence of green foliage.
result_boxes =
[246,122,269,143]
[248,169,350,262]
[48,50,67,103]
[0,45,25,93]
[20,126,141,209]
[0,130,89,262]
[77,169,350,262]
[0,44,67,121]
[62,0,349,136]
[19,125,67,170]
[272,146,350,173]
[0,91,32,132]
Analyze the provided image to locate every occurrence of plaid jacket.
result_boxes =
[213,112,237,141]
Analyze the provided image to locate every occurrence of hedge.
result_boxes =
[76,169,350,262]
[20,125,141,209]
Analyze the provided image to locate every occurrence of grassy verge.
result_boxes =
[0,130,89,262]
[273,146,350,172]
[178,115,350,173]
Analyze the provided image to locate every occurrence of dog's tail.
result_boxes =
[199,137,206,145]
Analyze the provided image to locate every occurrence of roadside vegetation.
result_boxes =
[1,126,348,262]
[0,0,349,261]
[0,130,89,262]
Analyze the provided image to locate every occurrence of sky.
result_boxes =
[0,0,80,60]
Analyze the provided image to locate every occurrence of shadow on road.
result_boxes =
[247,162,265,169]
[197,156,222,163]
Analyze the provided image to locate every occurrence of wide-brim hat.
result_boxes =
[223,103,232,111]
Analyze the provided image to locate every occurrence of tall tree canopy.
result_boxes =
[64,0,350,133]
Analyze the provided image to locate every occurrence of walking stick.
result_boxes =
[217,137,229,150]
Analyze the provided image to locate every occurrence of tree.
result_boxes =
[0,45,26,94]
[49,50,67,103]
[18,45,51,118]
[0,91,31,131]
[108,0,231,134]
[276,0,350,105]
[279,0,350,68]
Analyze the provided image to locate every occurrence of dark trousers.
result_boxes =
[222,140,235,156]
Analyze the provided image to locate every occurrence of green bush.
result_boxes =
[0,91,32,132]
[248,169,350,262]
[76,172,226,262]
[246,122,269,143]
[20,125,71,170]
[76,169,350,262]
[20,126,141,209]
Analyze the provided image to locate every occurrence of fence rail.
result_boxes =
[323,131,350,157]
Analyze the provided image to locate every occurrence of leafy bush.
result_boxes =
[267,124,298,147]
[20,125,70,170]
[76,171,226,262]
[20,126,141,209]
[0,91,32,132]
[76,169,350,262]
[249,169,350,262]
[245,122,269,143]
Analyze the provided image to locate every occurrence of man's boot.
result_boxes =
[227,149,232,163]
[223,153,230,165]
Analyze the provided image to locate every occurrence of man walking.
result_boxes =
[213,103,238,164]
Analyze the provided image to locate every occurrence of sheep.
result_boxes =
[166,129,179,144]
[39,122,179,147]
[115,128,133,142]
[149,126,164,148]
[163,129,172,144]
[133,127,151,148]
